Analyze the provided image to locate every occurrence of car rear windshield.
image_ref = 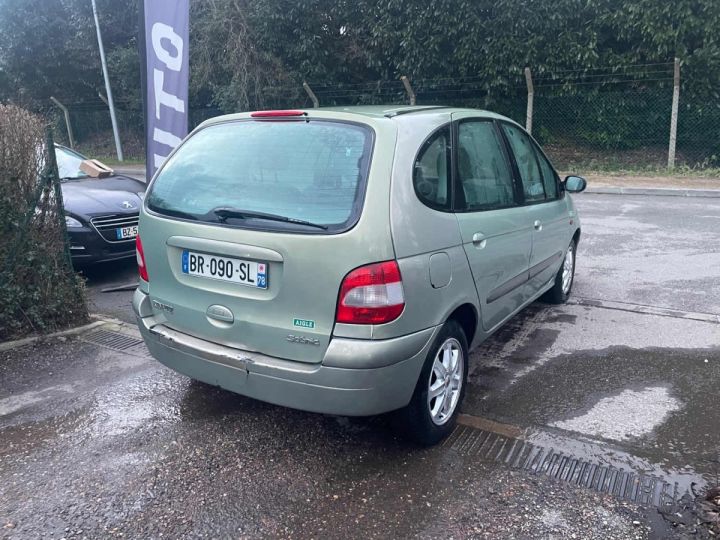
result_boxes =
[146,119,373,233]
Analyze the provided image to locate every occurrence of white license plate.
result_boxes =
[181,250,268,289]
[116,225,138,240]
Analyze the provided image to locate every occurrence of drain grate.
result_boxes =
[81,329,144,351]
[445,424,679,507]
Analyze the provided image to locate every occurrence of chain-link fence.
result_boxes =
[0,105,87,341]
[530,63,719,170]
[47,63,720,171]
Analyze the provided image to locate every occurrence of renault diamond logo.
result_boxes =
[120,200,136,209]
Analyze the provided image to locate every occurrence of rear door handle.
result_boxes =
[472,233,486,248]
[533,220,543,231]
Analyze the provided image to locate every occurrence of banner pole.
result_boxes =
[138,0,149,180]
[91,0,124,162]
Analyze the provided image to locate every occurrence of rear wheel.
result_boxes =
[542,239,576,304]
[397,319,468,446]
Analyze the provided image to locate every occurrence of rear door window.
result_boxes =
[501,123,545,202]
[456,121,516,211]
[146,119,373,233]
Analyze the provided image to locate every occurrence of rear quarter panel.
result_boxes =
[374,112,482,344]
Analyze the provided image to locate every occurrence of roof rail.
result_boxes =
[384,106,450,118]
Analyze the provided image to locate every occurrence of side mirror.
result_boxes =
[564,175,587,193]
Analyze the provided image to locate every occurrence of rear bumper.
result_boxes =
[133,289,436,416]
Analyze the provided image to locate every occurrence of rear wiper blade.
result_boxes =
[152,206,198,220]
[212,207,328,230]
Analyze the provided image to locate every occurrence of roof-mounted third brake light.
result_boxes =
[250,110,307,118]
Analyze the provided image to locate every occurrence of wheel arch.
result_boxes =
[572,227,581,246]
[445,302,479,349]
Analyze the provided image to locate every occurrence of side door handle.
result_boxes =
[533,220,543,231]
[472,232,486,249]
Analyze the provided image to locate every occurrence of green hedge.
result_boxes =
[0,105,87,341]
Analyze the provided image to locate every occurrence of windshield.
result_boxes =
[146,119,373,232]
[55,146,88,179]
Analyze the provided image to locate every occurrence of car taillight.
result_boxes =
[336,261,405,324]
[136,235,149,282]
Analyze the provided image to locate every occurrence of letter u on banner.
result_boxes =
[141,0,189,180]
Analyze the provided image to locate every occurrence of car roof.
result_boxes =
[199,105,515,128]
[318,105,512,120]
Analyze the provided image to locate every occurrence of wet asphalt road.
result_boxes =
[1,193,720,538]
[82,260,137,324]
[571,195,720,315]
[0,328,659,539]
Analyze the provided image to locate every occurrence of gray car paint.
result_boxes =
[134,106,581,416]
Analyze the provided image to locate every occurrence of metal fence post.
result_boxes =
[302,82,320,108]
[401,76,416,106]
[668,58,681,169]
[524,67,534,134]
[45,128,75,272]
[50,97,75,149]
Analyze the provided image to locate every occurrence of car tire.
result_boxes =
[543,238,576,304]
[396,319,468,446]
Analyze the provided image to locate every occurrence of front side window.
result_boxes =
[501,123,545,202]
[456,121,515,211]
[535,145,559,200]
[147,120,373,233]
[413,126,451,211]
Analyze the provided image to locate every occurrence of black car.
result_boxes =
[56,145,146,266]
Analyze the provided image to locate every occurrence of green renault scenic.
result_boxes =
[133,106,586,444]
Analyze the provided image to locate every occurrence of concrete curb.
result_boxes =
[0,314,119,353]
[570,297,720,324]
[584,186,720,198]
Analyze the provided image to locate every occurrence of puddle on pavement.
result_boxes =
[523,427,708,498]
[451,413,710,508]
[87,370,183,438]
[0,384,75,416]
[464,304,720,489]
[0,406,92,458]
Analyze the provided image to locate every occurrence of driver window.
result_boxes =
[501,123,546,202]
[413,126,451,211]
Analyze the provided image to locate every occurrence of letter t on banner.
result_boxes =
[139,0,189,180]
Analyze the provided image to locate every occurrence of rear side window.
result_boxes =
[456,121,515,211]
[501,123,545,202]
[413,126,451,211]
[147,120,373,233]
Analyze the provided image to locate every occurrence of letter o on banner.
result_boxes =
[151,22,183,71]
